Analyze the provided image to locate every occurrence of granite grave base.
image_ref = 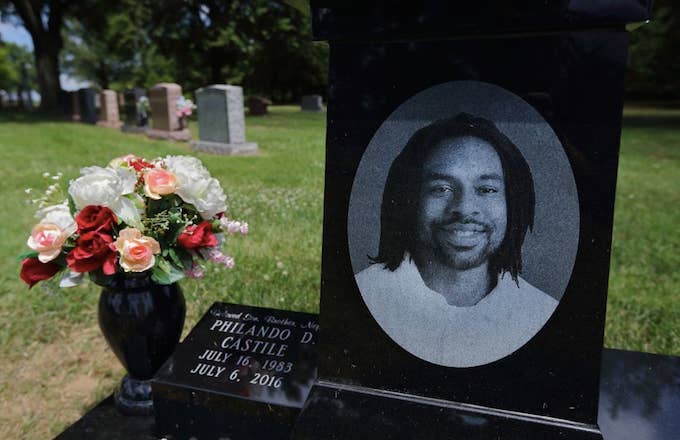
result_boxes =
[54,349,680,439]
[97,120,123,129]
[151,302,318,440]
[121,124,149,134]
[189,140,259,155]
[146,128,192,142]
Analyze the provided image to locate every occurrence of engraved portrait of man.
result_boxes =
[355,112,559,367]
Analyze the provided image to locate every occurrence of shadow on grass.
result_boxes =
[622,101,680,129]
[0,109,73,124]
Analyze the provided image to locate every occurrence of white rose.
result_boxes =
[162,155,211,181]
[163,156,226,219]
[68,166,141,228]
[179,177,227,219]
[35,202,77,234]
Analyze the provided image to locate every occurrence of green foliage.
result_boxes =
[62,1,174,89]
[0,41,35,94]
[60,1,328,100]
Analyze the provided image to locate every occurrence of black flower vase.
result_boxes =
[98,273,185,415]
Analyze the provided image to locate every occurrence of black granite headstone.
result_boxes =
[292,1,653,439]
[152,302,318,440]
[78,87,98,124]
[123,88,147,126]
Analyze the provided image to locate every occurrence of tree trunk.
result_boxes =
[16,87,24,108]
[34,45,61,110]
[11,0,65,112]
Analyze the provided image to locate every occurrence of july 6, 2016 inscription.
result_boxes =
[186,309,318,390]
[152,302,319,440]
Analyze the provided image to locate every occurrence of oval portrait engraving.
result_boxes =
[348,81,579,368]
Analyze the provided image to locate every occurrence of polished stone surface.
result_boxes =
[599,349,680,440]
[310,1,653,42]
[123,88,147,127]
[54,349,680,439]
[312,29,631,427]
[152,302,318,440]
[78,88,98,124]
[296,1,654,437]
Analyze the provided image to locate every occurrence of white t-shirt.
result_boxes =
[355,256,558,367]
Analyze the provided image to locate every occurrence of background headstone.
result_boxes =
[146,83,191,142]
[121,88,148,133]
[246,96,271,116]
[77,88,98,124]
[301,95,323,112]
[190,84,258,155]
[70,92,81,121]
[97,90,122,128]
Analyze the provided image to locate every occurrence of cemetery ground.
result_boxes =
[0,105,677,438]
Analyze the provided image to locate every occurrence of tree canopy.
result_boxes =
[60,0,327,102]
[2,0,679,109]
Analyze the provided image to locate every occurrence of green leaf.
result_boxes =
[151,258,184,284]
[17,251,39,261]
[67,195,77,216]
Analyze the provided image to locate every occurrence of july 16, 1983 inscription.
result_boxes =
[185,312,318,390]
[152,302,319,424]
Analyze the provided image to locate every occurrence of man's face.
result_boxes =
[414,136,507,270]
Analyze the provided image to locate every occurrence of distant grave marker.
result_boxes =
[121,88,149,134]
[78,88,98,124]
[246,96,271,116]
[301,95,323,112]
[190,84,258,155]
[146,83,192,142]
[97,90,122,128]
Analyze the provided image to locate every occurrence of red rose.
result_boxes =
[76,205,118,233]
[20,258,60,288]
[178,221,217,249]
[129,157,155,172]
[66,231,117,275]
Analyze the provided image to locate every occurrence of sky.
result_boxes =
[1,19,90,92]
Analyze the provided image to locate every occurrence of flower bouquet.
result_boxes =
[176,95,195,129]
[19,154,247,414]
[20,154,246,289]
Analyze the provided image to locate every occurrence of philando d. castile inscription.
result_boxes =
[183,305,318,393]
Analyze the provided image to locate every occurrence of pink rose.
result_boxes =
[143,168,177,200]
[27,223,70,263]
[114,228,161,272]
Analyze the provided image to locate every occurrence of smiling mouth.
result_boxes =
[438,222,487,233]
[436,223,488,248]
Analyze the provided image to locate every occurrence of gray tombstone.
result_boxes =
[121,88,148,133]
[146,83,191,142]
[71,92,81,121]
[78,88,98,124]
[301,95,323,112]
[246,96,271,116]
[97,90,122,128]
[190,85,258,155]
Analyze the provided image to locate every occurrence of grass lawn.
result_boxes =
[0,105,678,438]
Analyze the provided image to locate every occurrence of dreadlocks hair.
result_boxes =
[370,112,535,283]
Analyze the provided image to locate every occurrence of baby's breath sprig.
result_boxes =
[25,172,66,209]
